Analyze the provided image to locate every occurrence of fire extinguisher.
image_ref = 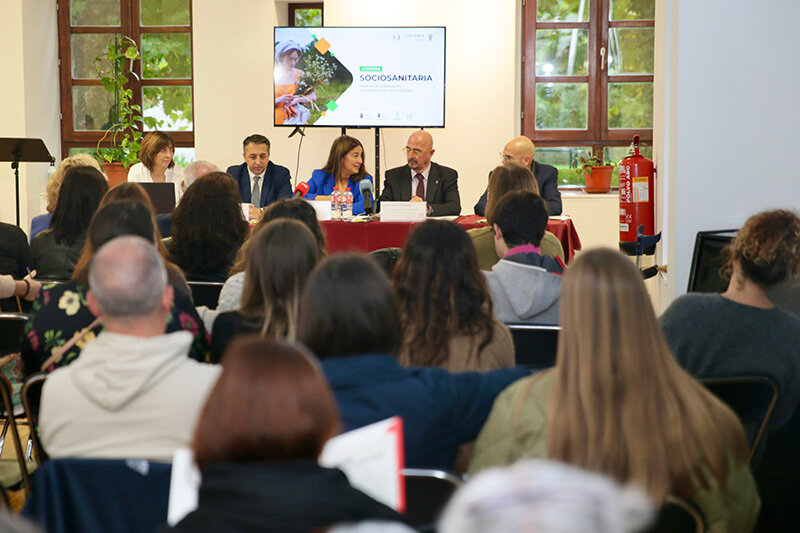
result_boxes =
[619,135,656,256]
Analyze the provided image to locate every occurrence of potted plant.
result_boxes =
[574,151,616,193]
[93,35,159,186]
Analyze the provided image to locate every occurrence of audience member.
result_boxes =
[169,338,405,532]
[30,166,108,280]
[469,248,759,532]
[167,172,248,282]
[227,134,292,220]
[0,221,32,310]
[440,460,653,533]
[209,219,321,362]
[379,131,460,216]
[156,160,220,237]
[22,200,210,375]
[217,197,326,312]
[38,235,221,461]
[127,131,184,204]
[30,153,103,241]
[0,273,40,302]
[474,135,562,216]
[306,135,373,215]
[469,164,564,270]
[298,254,529,470]
[485,191,563,325]
[393,220,514,372]
[100,181,174,260]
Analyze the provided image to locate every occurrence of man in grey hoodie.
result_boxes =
[484,191,564,325]
[39,236,221,461]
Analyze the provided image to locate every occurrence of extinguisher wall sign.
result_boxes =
[619,135,655,254]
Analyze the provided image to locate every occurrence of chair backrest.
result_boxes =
[186,281,224,309]
[701,376,778,463]
[507,324,560,369]
[0,313,28,357]
[22,458,172,533]
[0,373,31,496]
[401,468,462,532]
[21,373,47,464]
[645,495,706,533]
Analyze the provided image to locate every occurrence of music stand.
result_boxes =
[0,138,55,227]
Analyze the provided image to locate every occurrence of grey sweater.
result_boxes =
[659,293,800,429]
[484,252,562,326]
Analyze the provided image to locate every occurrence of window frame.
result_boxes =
[288,3,324,28]
[57,0,195,159]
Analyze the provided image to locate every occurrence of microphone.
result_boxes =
[359,179,374,214]
[293,181,310,198]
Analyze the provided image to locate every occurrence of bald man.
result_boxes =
[379,131,461,216]
[474,136,562,216]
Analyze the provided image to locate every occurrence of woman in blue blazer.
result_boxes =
[306,135,373,215]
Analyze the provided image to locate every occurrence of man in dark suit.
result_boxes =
[473,136,563,216]
[226,134,292,219]
[379,131,461,216]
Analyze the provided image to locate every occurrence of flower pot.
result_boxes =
[582,165,613,193]
[102,162,129,188]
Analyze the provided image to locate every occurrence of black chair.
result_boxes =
[186,281,224,309]
[507,324,560,369]
[701,376,778,463]
[0,374,31,496]
[21,373,47,464]
[402,468,462,532]
[646,495,706,532]
[0,313,28,357]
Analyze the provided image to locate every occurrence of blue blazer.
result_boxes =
[226,161,293,208]
[306,170,373,216]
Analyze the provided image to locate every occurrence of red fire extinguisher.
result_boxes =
[619,135,656,255]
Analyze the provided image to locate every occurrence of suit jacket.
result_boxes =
[379,162,461,216]
[226,161,292,208]
[474,160,563,216]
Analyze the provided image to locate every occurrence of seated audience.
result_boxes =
[22,200,210,375]
[167,172,248,282]
[440,460,653,533]
[217,197,326,312]
[468,164,564,271]
[38,235,220,461]
[127,131,184,204]
[660,209,800,433]
[209,219,321,362]
[305,135,373,216]
[0,222,33,311]
[31,166,108,279]
[393,220,514,372]
[298,253,530,471]
[30,153,103,241]
[157,160,220,238]
[484,191,563,325]
[0,273,40,302]
[469,248,759,532]
[169,338,406,532]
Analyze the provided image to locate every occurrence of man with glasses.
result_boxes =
[379,131,461,216]
[474,136,562,216]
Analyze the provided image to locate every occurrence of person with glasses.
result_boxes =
[378,130,461,216]
[474,136,562,217]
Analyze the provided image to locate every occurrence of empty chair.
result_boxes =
[402,468,462,532]
[507,324,560,369]
[21,374,47,464]
[0,314,27,357]
[0,373,31,496]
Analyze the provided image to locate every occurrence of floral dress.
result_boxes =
[21,279,211,376]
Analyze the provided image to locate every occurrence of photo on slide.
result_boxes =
[274,28,353,126]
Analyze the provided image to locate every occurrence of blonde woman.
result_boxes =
[469,248,760,532]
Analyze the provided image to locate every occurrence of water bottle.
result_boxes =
[343,190,353,220]
[331,187,341,220]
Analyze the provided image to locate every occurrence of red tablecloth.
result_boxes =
[322,215,582,262]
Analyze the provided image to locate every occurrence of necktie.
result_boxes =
[251,175,261,207]
[415,173,425,201]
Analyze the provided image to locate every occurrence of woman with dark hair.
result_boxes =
[209,219,321,363]
[217,197,326,312]
[298,254,529,470]
[22,200,210,375]
[305,135,373,215]
[30,166,108,279]
[469,248,759,532]
[393,220,514,372]
[127,131,184,202]
[167,172,249,282]
[169,338,406,532]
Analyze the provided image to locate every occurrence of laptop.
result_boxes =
[138,182,176,215]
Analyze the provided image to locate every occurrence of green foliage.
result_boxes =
[536,29,588,76]
[610,0,655,21]
[536,83,588,129]
[142,33,191,79]
[608,82,653,128]
[537,0,589,22]
[294,8,323,27]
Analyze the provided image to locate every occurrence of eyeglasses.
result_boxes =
[403,147,431,157]
[500,152,515,161]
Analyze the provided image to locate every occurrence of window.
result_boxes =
[57,0,194,159]
[289,3,323,27]
[523,0,654,185]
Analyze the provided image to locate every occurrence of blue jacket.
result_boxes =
[226,161,293,208]
[321,353,530,470]
[306,170,373,216]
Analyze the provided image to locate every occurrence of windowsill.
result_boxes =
[559,186,619,198]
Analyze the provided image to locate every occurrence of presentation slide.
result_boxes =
[274,27,445,128]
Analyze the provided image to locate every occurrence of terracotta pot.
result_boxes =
[101,162,129,188]
[582,165,613,193]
